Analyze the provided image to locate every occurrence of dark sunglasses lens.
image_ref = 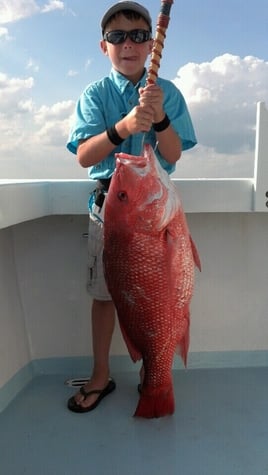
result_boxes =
[130,29,150,43]
[105,31,126,44]
[105,30,150,44]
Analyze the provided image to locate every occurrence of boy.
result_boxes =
[67,1,197,413]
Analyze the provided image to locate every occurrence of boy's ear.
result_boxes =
[100,40,108,55]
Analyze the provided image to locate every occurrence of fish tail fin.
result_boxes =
[190,235,201,271]
[134,384,175,418]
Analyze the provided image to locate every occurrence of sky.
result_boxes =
[0,0,267,179]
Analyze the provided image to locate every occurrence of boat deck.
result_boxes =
[1,366,268,475]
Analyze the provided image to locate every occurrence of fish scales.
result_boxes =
[103,144,200,418]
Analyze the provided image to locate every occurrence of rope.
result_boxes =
[146,0,174,85]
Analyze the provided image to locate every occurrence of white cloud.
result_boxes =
[173,54,268,177]
[67,69,79,77]
[0,0,65,24]
[0,72,36,160]
[0,0,39,23]
[0,79,78,178]
[33,101,75,147]
[0,26,9,39]
[34,100,74,123]
[34,116,71,147]
[85,59,92,70]
[0,72,34,111]
[17,98,34,113]
[174,145,254,179]
[0,71,73,155]
[26,57,39,73]
[41,0,64,14]
[67,59,92,77]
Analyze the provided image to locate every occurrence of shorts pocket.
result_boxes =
[86,217,104,292]
[87,254,97,288]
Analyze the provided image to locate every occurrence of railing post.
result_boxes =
[253,101,268,211]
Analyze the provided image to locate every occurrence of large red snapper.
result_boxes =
[103,144,201,418]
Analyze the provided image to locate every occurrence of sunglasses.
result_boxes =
[103,29,151,45]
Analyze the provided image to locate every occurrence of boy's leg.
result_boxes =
[92,299,115,381]
[71,299,115,409]
[68,190,116,410]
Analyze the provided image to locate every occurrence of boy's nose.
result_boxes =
[123,37,134,47]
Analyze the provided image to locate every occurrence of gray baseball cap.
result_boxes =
[101,1,152,33]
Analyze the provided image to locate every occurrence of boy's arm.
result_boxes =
[77,131,118,168]
[154,124,182,165]
[77,104,154,168]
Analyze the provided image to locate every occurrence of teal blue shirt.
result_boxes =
[67,68,197,179]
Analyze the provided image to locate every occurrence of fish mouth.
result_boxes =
[115,154,149,178]
[115,147,163,184]
[116,155,146,168]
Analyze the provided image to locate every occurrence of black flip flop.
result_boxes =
[67,378,116,413]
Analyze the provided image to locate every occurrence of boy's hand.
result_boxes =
[139,85,165,123]
[124,104,154,134]
[116,85,164,137]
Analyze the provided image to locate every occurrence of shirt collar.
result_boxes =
[109,68,147,93]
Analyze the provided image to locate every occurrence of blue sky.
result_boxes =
[0,0,268,178]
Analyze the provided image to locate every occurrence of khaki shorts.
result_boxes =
[86,192,112,301]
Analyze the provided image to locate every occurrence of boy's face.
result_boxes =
[100,14,153,84]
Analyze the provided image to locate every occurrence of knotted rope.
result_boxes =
[146,0,174,85]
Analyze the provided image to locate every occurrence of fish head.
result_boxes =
[105,144,180,233]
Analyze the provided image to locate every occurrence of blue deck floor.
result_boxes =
[1,367,268,475]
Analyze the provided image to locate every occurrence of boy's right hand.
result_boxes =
[123,105,154,134]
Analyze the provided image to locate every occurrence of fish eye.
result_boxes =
[117,191,128,201]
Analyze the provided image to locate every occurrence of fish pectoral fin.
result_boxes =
[189,234,201,271]
[175,305,190,367]
[165,224,177,241]
[118,319,142,362]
